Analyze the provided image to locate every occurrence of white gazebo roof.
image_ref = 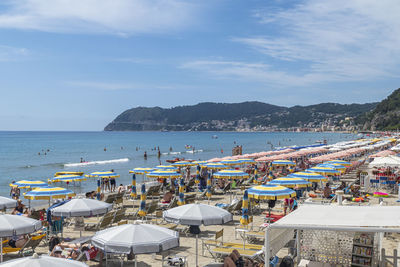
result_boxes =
[270,205,400,232]
[369,155,400,167]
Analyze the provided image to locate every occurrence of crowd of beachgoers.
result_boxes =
[1,134,400,267]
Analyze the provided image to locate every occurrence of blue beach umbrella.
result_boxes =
[178,178,185,206]
[154,165,178,171]
[213,169,250,179]
[10,180,48,189]
[131,174,137,198]
[195,165,201,185]
[240,190,249,226]
[146,170,181,179]
[85,171,120,179]
[248,184,296,200]
[138,184,146,217]
[268,177,311,188]
[172,161,195,167]
[307,166,340,176]
[325,160,351,167]
[288,171,328,182]
[24,186,75,200]
[271,160,296,166]
[49,175,86,183]
[240,159,256,164]
[317,163,346,173]
[220,159,243,166]
[129,167,154,174]
[203,163,229,170]
[206,174,212,200]
[96,179,101,200]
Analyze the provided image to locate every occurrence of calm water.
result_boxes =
[0,131,357,199]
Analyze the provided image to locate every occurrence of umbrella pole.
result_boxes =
[135,256,137,267]
[1,237,3,262]
[196,234,199,267]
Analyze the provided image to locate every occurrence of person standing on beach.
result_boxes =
[109,169,116,192]
[144,151,147,160]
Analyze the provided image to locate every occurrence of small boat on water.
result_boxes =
[54,171,84,177]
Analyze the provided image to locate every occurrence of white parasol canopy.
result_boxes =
[91,223,179,254]
[51,198,112,217]
[163,203,233,226]
[0,214,42,237]
[0,197,17,210]
[0,253,88,267]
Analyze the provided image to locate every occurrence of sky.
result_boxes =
[0,0,400,131]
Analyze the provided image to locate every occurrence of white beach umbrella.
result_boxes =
[91,223,179,267]
[0,215,42,262]
[0,197,17,210]
[51,198,112,217]
[163,203,232,267]
[163,203,233,226]
[0,253,88,266]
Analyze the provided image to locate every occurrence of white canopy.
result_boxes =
[163,203,233,226]
[0,253,88,267]
[0,214,42,237]
[0,197,17,210]
[51,198,112,217]
[270,205,400,232]
[369,155,400,168]
[91,223,179,254]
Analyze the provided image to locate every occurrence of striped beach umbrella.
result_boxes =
[240,159,256,164]
[129,167,154,174]
[96,179,101,200]
[220,159,243,166]
[268,177,311,188]
[240,190,249,226]
[206,173,212,200]
[203,163,229,170]
[85,171,120,179]
[289,171,328,182]
[172,161,195,167]
[192,161,207,165]
[325,160,351,167]
[154,165,178,171]
[213,169,250,179]
[49,175,86,183]
[146,170,181,179]
[9,180,48,189]
[138,184,147,217]
[178,178,185,206]
[24,186,75,200]
[317,163,346,173]
[271,160,296,166]
[195,165,201,185]
[131,174,137,198]
[307,166,340,176]
[248,184,296,200]
[254,165,258,181]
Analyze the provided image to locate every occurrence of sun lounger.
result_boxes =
[225,199,243,215]
[210,247,263,260]
[104,193,117,204]
[85,211,115,231]
[112,208,126,225]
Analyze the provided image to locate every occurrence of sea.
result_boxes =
[0,131,358,204]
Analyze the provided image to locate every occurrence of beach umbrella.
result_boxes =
[288,171,328,182]
[192,161,207,165]
[131,174,137,198]
[172,161,195,167]
[248,184,296,200]
[0,253,88,266]
[49,175,86,183]
[307,166,340,176]
[271,160,296,166]
[240,190,249,226]
[0,215,42,262]
[129,167,154,174]
[51,198,112,217]
[195,165,200,186]
[138,184,146,217]
[178,178,185,206]
[206,173,212,200]
[268,177,311,188]
[220,159,243,166]
[0,197,17,210]
[9,180,47,189]
[91,223,179,267]
[23,186,76,200]
[85,171,120,179]
[203,163,229,170]
[317,163,346,173]
[146,170,181,179]
[154,165,178,171]
[213,169,250,179]
[325,160,351,166]
[240,159,256,165]
[163,203,233,267]
[96,179,101,200]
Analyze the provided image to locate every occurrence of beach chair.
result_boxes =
[149,210,163,224]
[85,211,115,231]
[210,247,263,261]
[161,197,178,210]
[112,208,126,225]
[202,229,224,255]
[184,194,196,204]
[104,193,117,204]
[145,201,158,217]
[17,233,46,256]
[113,196,123,207]
[226,199,243,215]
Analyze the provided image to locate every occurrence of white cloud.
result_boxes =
[0,45,28,61]
[0,0,200,35]
[233,0,400,83]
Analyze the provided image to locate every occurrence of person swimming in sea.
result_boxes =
[144,151,147,160]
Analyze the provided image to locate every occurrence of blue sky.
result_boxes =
[0,0,399,130]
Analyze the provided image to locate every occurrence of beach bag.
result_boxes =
[166,256,185,266]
